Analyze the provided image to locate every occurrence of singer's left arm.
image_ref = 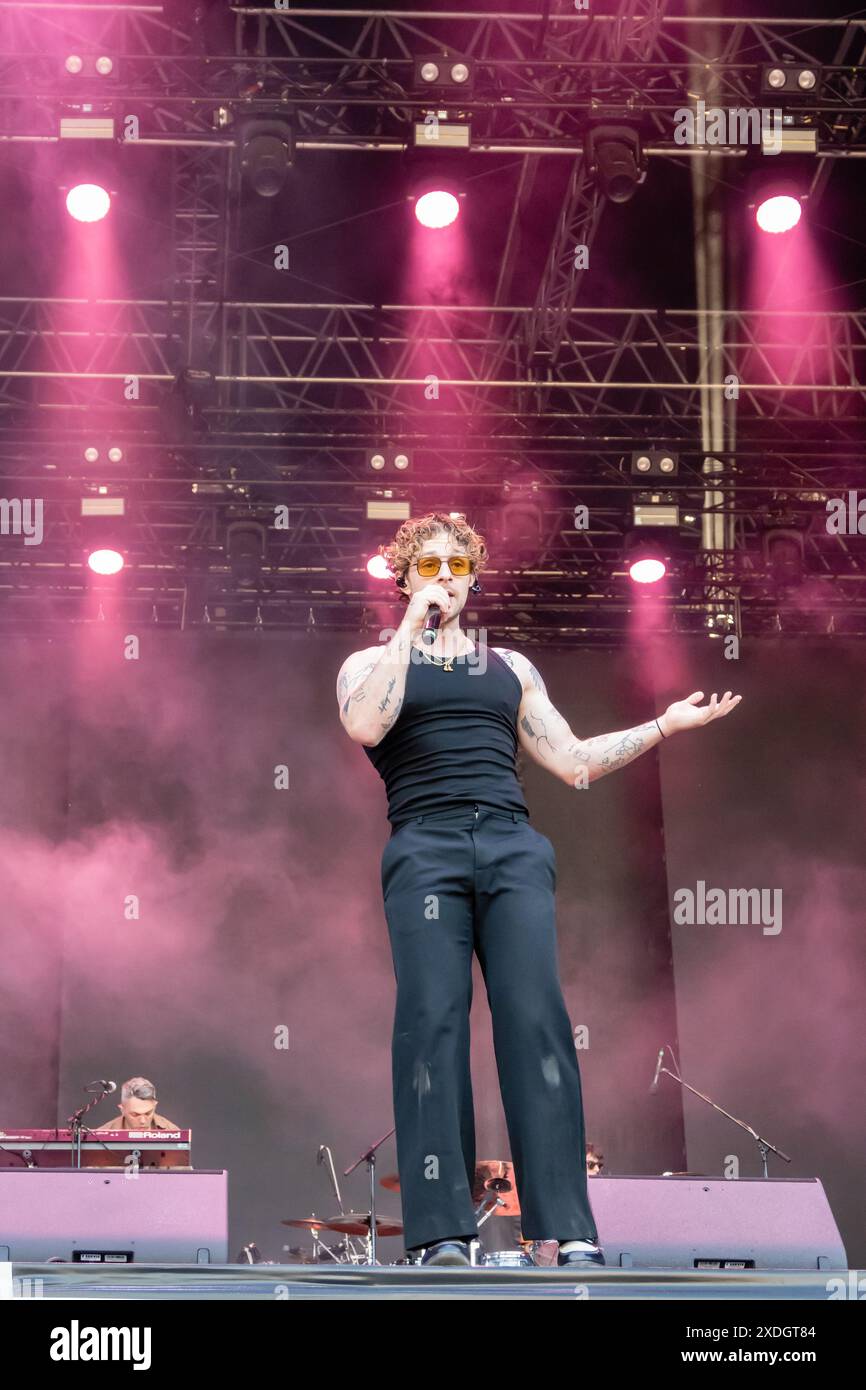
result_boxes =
[494,648,741,787]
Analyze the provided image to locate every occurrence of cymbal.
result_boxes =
[281,1212,402,1236]
[323,1213,404,1237]
[281,1217,332,1230]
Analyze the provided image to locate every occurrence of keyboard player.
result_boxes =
[92,1077,180,1132]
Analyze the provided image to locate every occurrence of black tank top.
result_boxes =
[363,641,529,828]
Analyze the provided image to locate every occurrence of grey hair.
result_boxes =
[121,1076,157,1102]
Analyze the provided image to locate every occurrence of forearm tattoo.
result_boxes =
[573,721,658,774]
[498,645,659,784]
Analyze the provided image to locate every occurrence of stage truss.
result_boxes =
[0,3,864,642]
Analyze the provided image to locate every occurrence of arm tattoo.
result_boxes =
[526,662,547,696]
[378,676,396,715]
[579,721,657,774]
[520,711,557,759]
[379,695,404,735]
[495,647,546,696]
[377,676,405,732]
[338,660,376,720]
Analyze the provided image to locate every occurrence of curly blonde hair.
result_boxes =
[380,511,488,598]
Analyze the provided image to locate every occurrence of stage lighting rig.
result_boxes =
[631,450,679,479]
[585,125,646,205]
[500,480,543,566]
[165,369,215,439]
[239,119,294,199]
[367,448,412,472]
[61,53,118,83]
[363,496,412,580]
[746,158,812,235]
[762,528,806,588]
[633,494,680,530]
[82,445,124,465]
[761,63,822,98]
[413,53,475,96]
[406,97,471,226]
[80,493,127,575]
[623,533,668,585]
[225,520,268,588]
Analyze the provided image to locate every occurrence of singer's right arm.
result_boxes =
[336,622,413,746]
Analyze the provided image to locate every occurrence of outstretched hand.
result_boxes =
[658,690,742,737]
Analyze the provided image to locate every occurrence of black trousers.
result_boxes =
[380,803,598,1252]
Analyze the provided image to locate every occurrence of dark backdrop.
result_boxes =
[0,631,862,1264]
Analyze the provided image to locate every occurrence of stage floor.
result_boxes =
[5,1263,848,1300]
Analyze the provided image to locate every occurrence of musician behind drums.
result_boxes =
[586,1142,604,1176]
[92,1077,180,1131]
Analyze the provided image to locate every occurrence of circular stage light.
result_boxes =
[756,194,801,235]
[414,189,460,229]
[66,183,111,223]
[87,548,124,575]
[629,556,667,585]
[366,554,390,579]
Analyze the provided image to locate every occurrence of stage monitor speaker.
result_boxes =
[0,1169,228,1263]
[584,1176,846,1270]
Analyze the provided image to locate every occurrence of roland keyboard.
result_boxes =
[0,1128,192,1168]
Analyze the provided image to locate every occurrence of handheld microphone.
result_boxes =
[421,603,442,646]
[649,1049,665,1094]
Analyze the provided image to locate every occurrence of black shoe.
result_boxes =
[557,1240,606,1268]
[419,1239,473,1267]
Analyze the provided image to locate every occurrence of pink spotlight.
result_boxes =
[366,554,390,580]
[414,189,460,230]
[629,556,666,585]
[66,183,111,223]
[87,548,124,575]
[756,194,801,235]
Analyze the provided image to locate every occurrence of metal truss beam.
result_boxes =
[0,7,862,149]
[1,301,864,423]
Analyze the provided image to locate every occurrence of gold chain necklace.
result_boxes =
[416,640,472,672]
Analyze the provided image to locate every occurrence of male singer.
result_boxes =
[337,512,740,1267]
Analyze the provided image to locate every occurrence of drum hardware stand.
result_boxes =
[469,1194,509,1265]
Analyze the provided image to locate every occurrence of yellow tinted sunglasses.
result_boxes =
[415,555,472,578]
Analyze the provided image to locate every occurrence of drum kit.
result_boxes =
[282,1151,551,1267]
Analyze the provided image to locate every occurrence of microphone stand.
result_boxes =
[317,1145,364,1263]
[343,1126,395,1266]
[654,1052,791,1177]
[67,1092,107,1169]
